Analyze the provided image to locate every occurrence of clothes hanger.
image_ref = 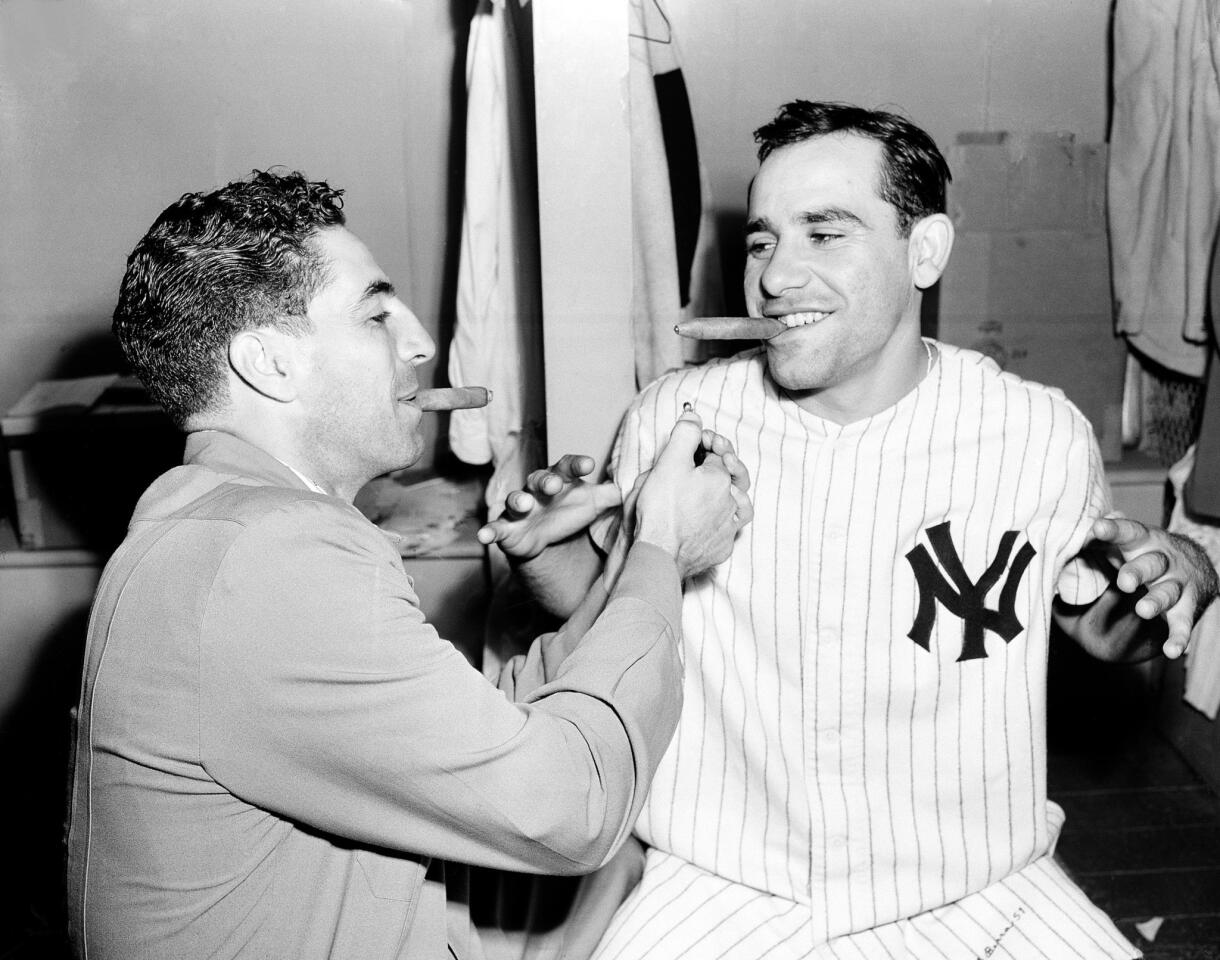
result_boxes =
[629,0,673,45]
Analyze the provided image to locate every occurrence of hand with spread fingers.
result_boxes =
[476,454,622,562]
[1087,515,1219,659]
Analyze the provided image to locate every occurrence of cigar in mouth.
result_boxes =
[413,387,491,411]
[673,317,788,340]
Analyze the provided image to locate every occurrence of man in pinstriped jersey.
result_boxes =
[479,102,1217,959]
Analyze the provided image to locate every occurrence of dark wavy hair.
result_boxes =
[753,100,951,236]
[113,169,346,427]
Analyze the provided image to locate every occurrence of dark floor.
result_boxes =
[7,647,1220,959]
[1050,728,1220,959]
[1048,645,1220,959]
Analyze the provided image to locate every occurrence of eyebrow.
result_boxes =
[359,279,396,304]
[745,207,867,234]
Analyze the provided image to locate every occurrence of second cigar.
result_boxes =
[413,386,492,411]
[674,317,788,340]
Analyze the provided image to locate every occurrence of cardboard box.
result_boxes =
[938,132,1124,461]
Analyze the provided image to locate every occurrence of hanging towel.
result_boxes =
[449,0,544,520]
[628,0,723,388]
[1108,0,1220,377]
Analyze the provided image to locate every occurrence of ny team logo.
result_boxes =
[905,521,1036,661]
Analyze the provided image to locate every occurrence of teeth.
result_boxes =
[781,311,829,327]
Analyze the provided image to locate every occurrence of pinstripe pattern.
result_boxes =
[590,342,1138,959]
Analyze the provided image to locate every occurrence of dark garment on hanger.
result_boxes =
[1184,231,1220,520]
[654,68,700,308]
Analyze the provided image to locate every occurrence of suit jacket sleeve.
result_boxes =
[198,498,683,876]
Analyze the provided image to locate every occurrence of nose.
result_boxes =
[393,305,436,366]
[757,237,811,300]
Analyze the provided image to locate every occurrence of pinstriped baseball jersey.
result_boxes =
[591,342,1137,959]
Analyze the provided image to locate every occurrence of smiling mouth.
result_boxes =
[775,310,831,328]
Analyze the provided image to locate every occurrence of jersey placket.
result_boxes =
[802,425,859,943]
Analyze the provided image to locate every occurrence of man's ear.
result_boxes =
[909,213,955,290]
[228,328,299,403]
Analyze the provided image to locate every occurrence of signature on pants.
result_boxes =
[979,905,1026,958]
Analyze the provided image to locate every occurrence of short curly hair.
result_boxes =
[113,169,346,427]
[753,100,951,237]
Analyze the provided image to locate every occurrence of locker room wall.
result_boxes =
[659,0,1110,311]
